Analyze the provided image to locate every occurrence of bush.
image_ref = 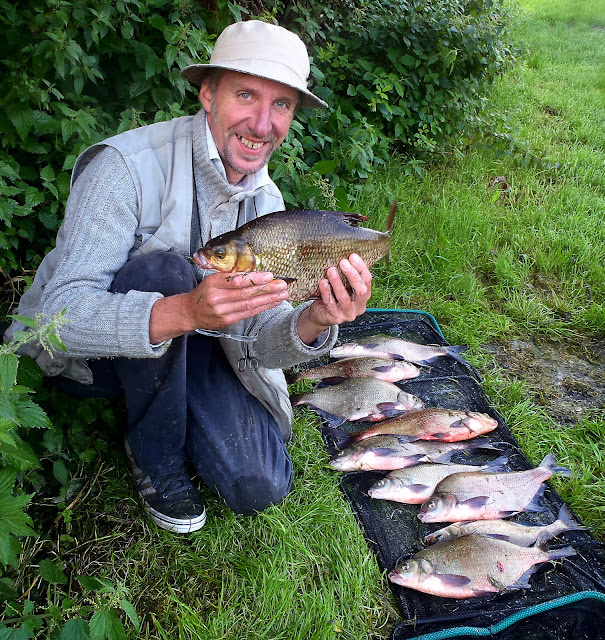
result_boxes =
[0,0,517,284]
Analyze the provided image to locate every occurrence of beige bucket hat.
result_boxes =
[180,20,327,109]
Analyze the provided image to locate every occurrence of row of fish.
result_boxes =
[288,335,582,600]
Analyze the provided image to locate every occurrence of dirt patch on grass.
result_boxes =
[482,336,605,425]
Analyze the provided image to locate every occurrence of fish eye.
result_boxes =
[400,562,410,571]
[215,248,226,260]
[426,500,436,510]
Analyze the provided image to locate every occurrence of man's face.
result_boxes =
[199,70,299,185]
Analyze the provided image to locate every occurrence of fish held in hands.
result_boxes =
[330,334,469,366]
[368,456,509,505]
[329,435,499,472]
[388,534,576,598]
[192,205,396,302]
[287,356,420,385]
[290,377,424,428]
[418,453,573,523]
[424,504,588,546]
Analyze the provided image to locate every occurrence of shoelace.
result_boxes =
[152,472,193,498]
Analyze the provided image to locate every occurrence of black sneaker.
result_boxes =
[125,441,206,533]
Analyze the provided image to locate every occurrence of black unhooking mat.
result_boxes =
[292,309,605,640]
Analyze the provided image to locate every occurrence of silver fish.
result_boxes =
[368,456,509,504]
[329,435,498,472]
[388,534,575,598]
[424,504,587,546]
[330,334,468,366]
[288,356,420,384]
[418,453,572,523]
[290,377,424,427]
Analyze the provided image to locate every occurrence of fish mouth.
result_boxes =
[237,134,266,150]
[192,251,221,271]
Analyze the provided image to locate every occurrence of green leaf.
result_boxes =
[15,356,44,391]
[7,315,36,329]
[78,575,112,592]
[39,558,67,584]
[0,354,18,391]
[59,619,90,640]
[119,600,140,631]
[313,159,339,175]
[0,161,19,181]
[12,396,51,429]
[90,610,126,640]
[0,578,17,603]
[53,460,69,486]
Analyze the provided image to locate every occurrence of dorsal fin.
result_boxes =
[323,211,369,227]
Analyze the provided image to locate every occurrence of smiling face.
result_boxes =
[199,70,299,185]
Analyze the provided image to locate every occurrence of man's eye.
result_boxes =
[240,92,251,100]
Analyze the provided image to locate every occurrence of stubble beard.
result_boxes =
[211,98,277,177]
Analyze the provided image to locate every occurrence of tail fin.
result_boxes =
[445,344,470,366]
[320,425,355,449]
[384,201,397,267]
[555,504,588,532]
[539,453,573,478]
[546,545,576,561]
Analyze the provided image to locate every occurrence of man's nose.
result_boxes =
[248,102,272,138]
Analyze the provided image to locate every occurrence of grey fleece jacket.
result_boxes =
[8,111,338,439]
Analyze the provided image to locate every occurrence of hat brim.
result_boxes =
[180,63,328,110]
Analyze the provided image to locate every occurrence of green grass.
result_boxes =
[64,0,605,637]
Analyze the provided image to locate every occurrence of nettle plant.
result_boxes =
[0,314,138,639]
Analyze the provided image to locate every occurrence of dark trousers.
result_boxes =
[62,252,292,515]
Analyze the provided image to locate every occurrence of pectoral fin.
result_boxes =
[437,573,472,587]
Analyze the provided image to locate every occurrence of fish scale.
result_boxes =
[193,209,392,301]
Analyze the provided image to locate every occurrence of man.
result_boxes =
[5,21,372,533]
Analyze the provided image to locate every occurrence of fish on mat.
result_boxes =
[330,334,469,366]
[287,356,420,385]
[388,534,576,598]
[424,504,588,546]
[290,377,424,428]
[192,203,397,302]
[328,435,499,472]
[338,408,498,445]
[368,456,509,505]
[418,453,573,523]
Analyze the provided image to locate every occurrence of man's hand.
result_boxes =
[149,271,289,343]
[297,253,372,345]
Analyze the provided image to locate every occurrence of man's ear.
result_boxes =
[199,82,212,113]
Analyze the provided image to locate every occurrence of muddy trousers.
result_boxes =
[63,252,293,515]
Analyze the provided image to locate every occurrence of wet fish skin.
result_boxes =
[368,456,509,504]
[329,435,498,472]
[388,534,576,598]
[345,408,498,444]
[418,453,573,523]
[330,334,468,366]
[192,209,392,302]
[290,377,424,427]
[287,356,420,384]
[423,504,588,546]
